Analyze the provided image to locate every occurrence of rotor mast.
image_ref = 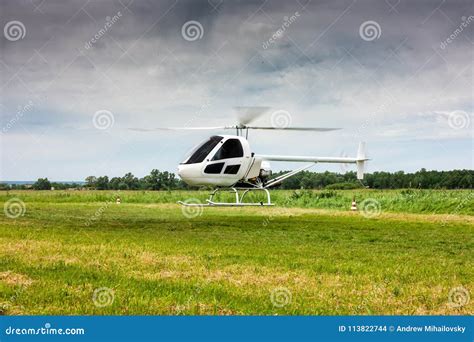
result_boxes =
[235,125,250,138]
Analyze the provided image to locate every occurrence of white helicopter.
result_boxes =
[132,107,369,207]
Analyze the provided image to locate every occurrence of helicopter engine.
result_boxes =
[259,161,272,181]
[243,157,272,186]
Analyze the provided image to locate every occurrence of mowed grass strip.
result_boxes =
[0,199,473,315]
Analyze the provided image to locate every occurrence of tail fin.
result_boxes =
[356,142,368,180]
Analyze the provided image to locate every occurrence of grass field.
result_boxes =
[0,190,473,315]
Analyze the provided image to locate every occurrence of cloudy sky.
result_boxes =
[0,0,473,181]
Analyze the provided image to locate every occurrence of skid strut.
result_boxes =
[178,187,273,207]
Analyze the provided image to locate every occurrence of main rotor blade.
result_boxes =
[246,126,341,131]
[129,126,340,132]
[234,106,271,126]
[128,126,232,132]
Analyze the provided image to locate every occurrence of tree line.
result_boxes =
[273,168,473,189]
[1,168,472,190]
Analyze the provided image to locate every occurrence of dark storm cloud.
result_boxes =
[0,0,472,180]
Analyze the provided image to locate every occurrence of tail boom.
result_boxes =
[255,142,369,180]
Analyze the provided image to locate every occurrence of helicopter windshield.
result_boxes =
[182,136,223,164]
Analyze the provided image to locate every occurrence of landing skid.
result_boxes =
[178,187,274,207]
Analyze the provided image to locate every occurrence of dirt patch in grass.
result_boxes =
[138,252,194,266]
[0,271,33,287]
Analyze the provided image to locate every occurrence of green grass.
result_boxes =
[0,190,473,315]
[1,189,473,214]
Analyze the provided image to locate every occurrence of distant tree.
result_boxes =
[142,169,161,190]
[85,176,97,188]
[33,178,51,190]
[70,169,474,191]
[96,176,109,190]
[159,171,177,190]
[50,182,66,190]
[109,177,122,190]
[122,172,139,190]
[117,182,128,190]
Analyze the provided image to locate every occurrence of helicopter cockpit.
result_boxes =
[178,135,252,186]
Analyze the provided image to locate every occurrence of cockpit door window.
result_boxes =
[211,139,244,161]
[204,162,225,174]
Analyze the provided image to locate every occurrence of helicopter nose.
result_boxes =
[177,164,195,181]
[178,163,203,186]
[177,165,187,179]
